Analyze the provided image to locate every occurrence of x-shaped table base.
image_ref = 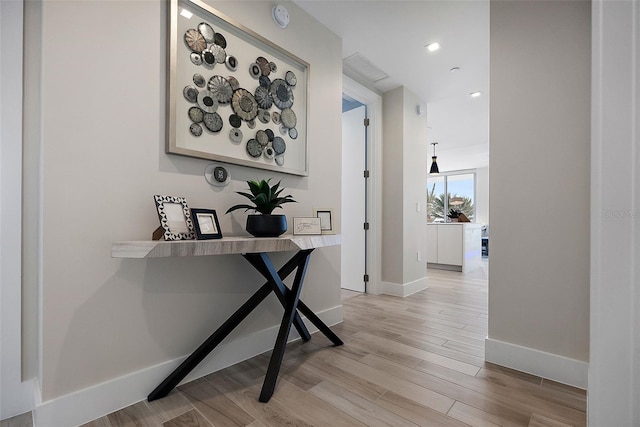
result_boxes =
[147,248,343,403]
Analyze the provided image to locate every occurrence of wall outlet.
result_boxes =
[416,202,421,212]
[417,251,421,262]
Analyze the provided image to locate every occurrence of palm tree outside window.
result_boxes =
[427,172,475,223]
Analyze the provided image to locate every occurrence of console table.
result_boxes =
[111,234,342,403]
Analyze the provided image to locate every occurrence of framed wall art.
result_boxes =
[153,195,196,240]
[190,208,223,239]
[167,0,309,176]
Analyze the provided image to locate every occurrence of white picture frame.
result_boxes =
[313,208,335,235]
[293,217,321,235]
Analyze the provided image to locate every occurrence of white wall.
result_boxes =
[29,0,343,422]
[382,86,428,296]
[487,0,590,388]
[475,166,489,225]
[589,0,640,424]
[0,0,36,419]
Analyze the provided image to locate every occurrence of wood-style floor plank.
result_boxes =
[74,261,586,427]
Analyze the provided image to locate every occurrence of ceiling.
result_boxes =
[293,0,490,171]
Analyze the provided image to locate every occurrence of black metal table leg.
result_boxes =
[147,248,343,403]
[258,251,311,402]
[243,251,312,342]
[147,282,273,401]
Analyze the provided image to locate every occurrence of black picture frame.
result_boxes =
[190,208,223,239]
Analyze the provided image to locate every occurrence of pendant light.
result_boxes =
[429,142,440,175]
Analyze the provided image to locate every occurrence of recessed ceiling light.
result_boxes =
[426,42,440,52]
[470,91,482,98]
[450,67,460,73]
[180,9,193,19]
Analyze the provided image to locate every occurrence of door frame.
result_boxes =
[342,76,383,294]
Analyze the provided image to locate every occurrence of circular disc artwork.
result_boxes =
[231,89,258,121]
[214,32,227,49]
[269,62,278,73]
[227,75,240,90]
[289,127,298,139]
[225,55,238,71]
[188,106,204,123]
[256,56,270,76]
[202,49,216,66]
[256,130,269,146]
[190,123,203,137]
[229,114,242,128]
[279,124,288,135]
[264,146,275,160]
[184,29,206,53]
[190,52,203,65]
[258,109,271,124]
[193,73,206,87]
[249,63,261,78]
[275,155,285,166]
[202,112,223,132]
[272,136,286,155]
[246,139,262,157]
[211,44,226,64]
[259,75,271,88]
[280,108,297,129]
[183,85,199,103]
[285,70,297,87]
[197,22,215,43]
[272,111,281,125]
[197,90,218,113]
[270,79,294,109]
[265,129,275,141]
[207,76,233,104]
[254,86,273,109]
[229,128,243,143]
[247,119,256,129]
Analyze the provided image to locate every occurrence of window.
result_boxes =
[427,172,475,223]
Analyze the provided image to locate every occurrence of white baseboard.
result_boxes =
[485,337,588,390]
[382,277,428,298]
[33,305,343,427]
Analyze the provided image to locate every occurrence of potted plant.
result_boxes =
[226,179,296,237]
[447,208,461,222]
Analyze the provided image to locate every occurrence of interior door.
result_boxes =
[341,104,367,292]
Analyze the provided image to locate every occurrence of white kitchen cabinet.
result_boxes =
[427,223,482,272]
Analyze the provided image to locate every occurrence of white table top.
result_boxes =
[112,234,341,259]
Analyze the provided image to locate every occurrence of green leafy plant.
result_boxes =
[225,179,296,215]
[448,208,461,219]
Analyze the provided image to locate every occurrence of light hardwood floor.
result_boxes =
[3,263,586,427]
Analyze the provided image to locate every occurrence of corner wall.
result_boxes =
[487,0,590,388]
[589,0,640,424]
[31,0,343,424]
[382,87,428,296]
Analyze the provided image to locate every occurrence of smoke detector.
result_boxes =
[272,5,290,29]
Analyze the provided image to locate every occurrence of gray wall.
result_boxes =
[488,0,590,366]
[33,0,343,401]
[382,87,428,293]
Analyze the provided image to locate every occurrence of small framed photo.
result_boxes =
[313,208,335,235]
[153,195,195,241]
[293,217,322,235]
[190,208,223,240]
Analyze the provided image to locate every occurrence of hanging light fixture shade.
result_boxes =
[429,142,440,175]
